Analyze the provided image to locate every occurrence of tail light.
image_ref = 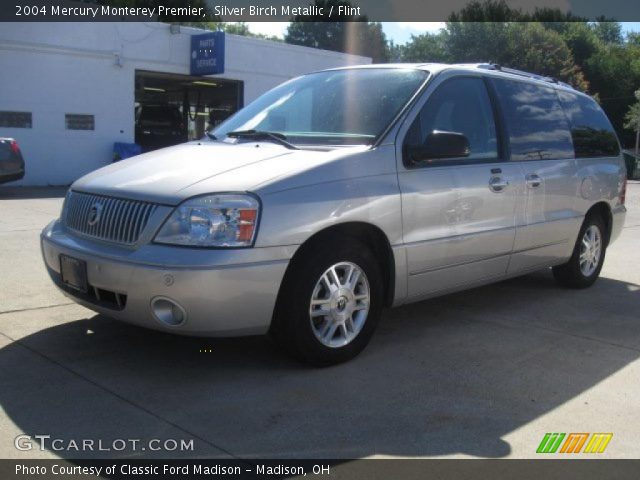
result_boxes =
[620,177,627,205]
[9,140,20,154]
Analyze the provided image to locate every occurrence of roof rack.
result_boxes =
[476,63,574,90]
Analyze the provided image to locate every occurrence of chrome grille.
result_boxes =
[63,191,157,245]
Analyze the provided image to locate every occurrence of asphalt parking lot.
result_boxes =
[1,184,639,460]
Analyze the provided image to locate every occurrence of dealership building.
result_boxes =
[0,23,370,186]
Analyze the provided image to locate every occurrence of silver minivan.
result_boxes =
[41,64,627,365]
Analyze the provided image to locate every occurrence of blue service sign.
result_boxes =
[190,31,225,75]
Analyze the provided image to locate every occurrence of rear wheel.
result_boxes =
[552,214,606,289]
[271,239,383,366]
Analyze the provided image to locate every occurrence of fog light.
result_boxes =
[151,297,187,327]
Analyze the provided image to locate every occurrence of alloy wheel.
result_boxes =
[308,262,370,348]
[579,225,602,277]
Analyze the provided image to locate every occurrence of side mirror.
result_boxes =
[405,130,470,164]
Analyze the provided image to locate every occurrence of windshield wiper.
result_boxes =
[206,131,217,140]
[226,130,299,150]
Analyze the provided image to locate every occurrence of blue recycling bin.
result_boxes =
[113,142,142,162]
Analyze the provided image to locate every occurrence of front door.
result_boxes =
[397,74,525,300]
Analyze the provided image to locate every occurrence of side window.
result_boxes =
[492,78,574,161]
[404,77,498,165]
[557,91,620,158]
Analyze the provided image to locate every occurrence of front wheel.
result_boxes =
[271,240,383,366]
[552,215,606,289]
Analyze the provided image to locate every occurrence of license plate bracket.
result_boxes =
[59,254,88,293]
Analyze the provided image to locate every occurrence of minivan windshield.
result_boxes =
[212,68,428,146]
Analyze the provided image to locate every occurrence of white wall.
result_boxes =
[0,23,370,185]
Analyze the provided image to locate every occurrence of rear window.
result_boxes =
[557,91,620,158]
[492,78,574,161]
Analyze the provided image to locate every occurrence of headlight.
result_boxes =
[154,194,260,247]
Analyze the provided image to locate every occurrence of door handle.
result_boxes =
[526,173,542,188]
[489,176,509,192]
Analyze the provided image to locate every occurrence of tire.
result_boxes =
[552,214,607,289]
[271,238,384,366]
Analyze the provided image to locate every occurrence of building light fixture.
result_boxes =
[192,81,218,87]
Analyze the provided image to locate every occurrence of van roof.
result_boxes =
[325,62,582,95]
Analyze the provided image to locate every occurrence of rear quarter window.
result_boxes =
[557,91,620,158]
[491,78,574,161]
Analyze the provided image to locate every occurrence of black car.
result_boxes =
[0,137,25,184]
[135,105,187,152]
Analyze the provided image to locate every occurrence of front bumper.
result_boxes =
[41,220,296,336]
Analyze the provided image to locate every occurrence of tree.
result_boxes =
[624,89,640,154]
[223,22,251,36]
[447,0,586,22]
[400,33,449,63]
[447,0,521,21]
[285,1,389,62]
[440,22,589,90]
[593,19,623,45]
[397,0,639,148]
[178,21,223,30]
[444,22,508,64]
[559,22,600,67]
[223,23,283,42]
[583,43,640,145]
[175,21,283,42]
[387,40,403,62]
[502,23,588,90]
[626,32,640,46]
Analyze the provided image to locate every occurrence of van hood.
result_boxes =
[72,140,356,205]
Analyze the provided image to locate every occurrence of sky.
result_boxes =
[243,22,640,45]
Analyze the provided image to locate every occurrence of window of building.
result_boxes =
[65,114,94,130]
[557,91,620,158]
[404,76,499,166]
[492,78,574,161]
[0,111,32,128]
